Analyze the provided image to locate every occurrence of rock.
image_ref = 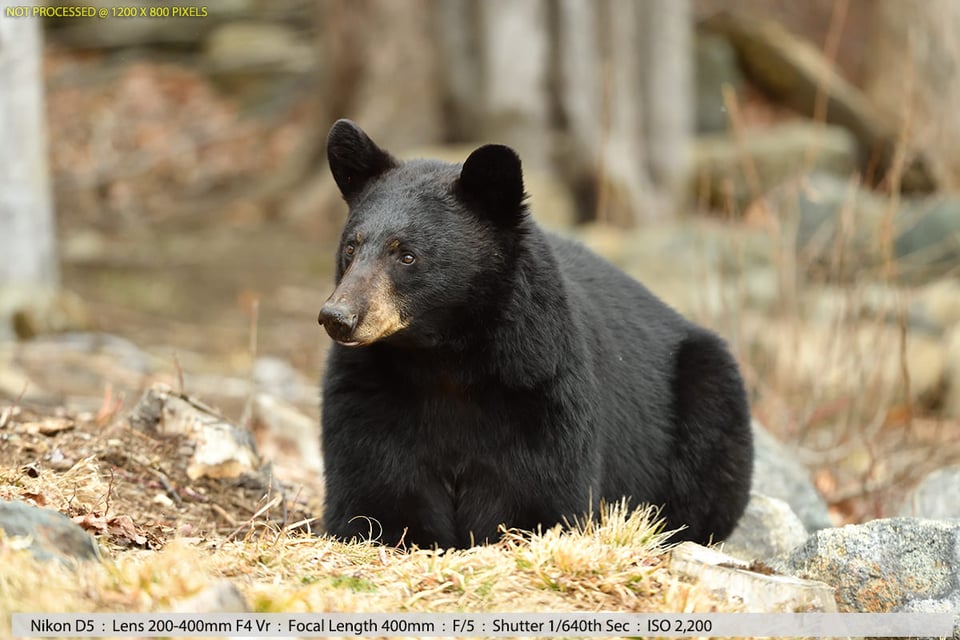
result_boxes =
[129,385,260,480]
[745,315,947,412]
[243,393,321,473]
[12,332,152,405]
[899,467,960,519]
[784,172,888,276]
[723,492,808,561]
[702,11,936,192]
[187,419,260,481]
[779,172,960,283]
[0,287,95,341]
[751,422,833,532]
[573,219,777,320]
[0,500,100,564]
[896,196,960,280]
[201,21,319,110]
[203,22,316,76]
[946,326,960,419]
[670,541,837,612]
[693,123,857,212]
[251,356,316,405]
[775,518,960,618]
[18,332,151,374]
[694,33,743,133]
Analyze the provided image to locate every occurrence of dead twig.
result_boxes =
[224,493,282,543]
[0,382,30,429]
[173,354,185,395]
[211,503,237,527]
[147,466,183,507]
[104,467,115,518]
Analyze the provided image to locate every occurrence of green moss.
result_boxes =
[329,575,377,592]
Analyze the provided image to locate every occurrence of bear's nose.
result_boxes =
[318,302,359,341]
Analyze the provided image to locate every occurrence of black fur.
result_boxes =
[326,119,398,199]
[458,144,526,225]
[320,120,753,549]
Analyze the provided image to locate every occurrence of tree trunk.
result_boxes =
[434,0,484,142]
[0,4,58,287]
[641,0,692,207]
[552,0,692,225]
[476,0,552,168]
[598,0,659,225]
[321,0,443,152]
[551,0,603,220]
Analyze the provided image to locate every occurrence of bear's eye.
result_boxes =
[399,251,416,265]
[343,243,356,259]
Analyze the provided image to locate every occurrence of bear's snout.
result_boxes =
[318,302,359,344]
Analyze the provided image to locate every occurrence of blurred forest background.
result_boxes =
[2,0,960,525]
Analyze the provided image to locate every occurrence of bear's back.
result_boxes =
[543,231,711,502]
[545,230,692,364]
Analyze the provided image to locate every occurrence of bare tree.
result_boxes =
[438,0,693,225]
[640,0,692,205]
[321,0,443,152]
[0,4,57,288]
[553,0,692,224]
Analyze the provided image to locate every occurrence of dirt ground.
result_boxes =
[0,396,325,554]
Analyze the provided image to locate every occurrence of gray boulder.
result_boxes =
[573,220,777,320]
[896,197,960,281]
[899,466,960,519]
[701,11,935,192]
[751,421,833,532]
[693,123,857,212]
[203,22,316,76]
[787,172,888,269]
[723,492,808,561]
[0,500,100,564]
[782,172,960,283]
[774,518,960,636]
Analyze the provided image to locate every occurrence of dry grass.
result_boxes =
[695,92,960,525]
[696,171,960,524]
[0,503,737,639]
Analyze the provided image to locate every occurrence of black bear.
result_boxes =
[318,119,753,549]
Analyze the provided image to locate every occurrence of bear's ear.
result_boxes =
[327,119,398,199]
[457,144,526,225]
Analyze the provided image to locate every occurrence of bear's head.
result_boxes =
[318,119,529,349]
